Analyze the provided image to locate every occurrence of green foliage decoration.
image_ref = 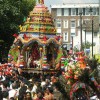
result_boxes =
[9,46,20,62]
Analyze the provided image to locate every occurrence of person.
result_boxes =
[0,87,3,100]
[9,97,15,100]
[44,87,54,100]
[24,92,32,100]
[30,60,37,68]
[69,47,73,55]
[53,86,63,100]
[2,81,9,92]
[18,85,27,100]
[41,78,46,91]
[27,55,32,68]
[32,82,38,93]
[9,83,17,99]
[2,91,9,100]
[35,90,45,100]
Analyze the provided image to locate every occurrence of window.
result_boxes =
[71,33,75,36]
[57,8,62,16]
[93,8,97,15]
[77,19,84,27]
[64,8,69,16]
[63,20,68,28]
[78,8,83,15]
[97,8,99,15]
[71,20,76,28]
[56,19,61,28]
[63,32,68,42]
[71,8,76,15]
[85,8,90,15]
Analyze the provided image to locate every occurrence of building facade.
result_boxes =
[51,3,99,52]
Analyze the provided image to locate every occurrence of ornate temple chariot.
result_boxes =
[8,0,63,71]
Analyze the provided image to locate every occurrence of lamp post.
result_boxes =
[99,0,100,54]
[89,7,94,57]
[92,19,94,57]
[85,29,86,46]
[71,36,73,54]
[79,12,83,51]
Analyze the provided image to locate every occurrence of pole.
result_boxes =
[99,0,100,54]
[80,13,82,51]
[92,19,93,57]
[85,29,86,46]
[89,7,93,57]
[72,36,73,54]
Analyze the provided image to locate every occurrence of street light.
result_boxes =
[99,0,100,54]
[71,36,74,54]
[89,7,94,57]
[92,19,94,57]
[79,11,83,51]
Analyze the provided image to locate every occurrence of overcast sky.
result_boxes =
[44,0,99,10]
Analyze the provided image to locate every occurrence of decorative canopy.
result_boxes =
[20,0,56,35]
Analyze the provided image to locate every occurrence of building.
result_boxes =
[51,3,99,52]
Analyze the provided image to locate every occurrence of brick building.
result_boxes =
[51,3,99,51]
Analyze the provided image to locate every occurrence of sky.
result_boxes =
[44,0,99,10]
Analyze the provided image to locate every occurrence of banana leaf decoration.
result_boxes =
[64,59,68,67]
[9,47,19,62]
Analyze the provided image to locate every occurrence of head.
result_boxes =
[9,97,15,100]
[37,90,44,99]
[12,83,17,89]
[2,91,8,99]
[24,92,32,100]
[45,87,50,94]
[20,81,25,87]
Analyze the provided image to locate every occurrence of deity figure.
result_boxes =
[38,0,44,4]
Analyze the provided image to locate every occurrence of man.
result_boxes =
[9,83,17,99]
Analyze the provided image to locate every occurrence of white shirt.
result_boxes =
[41,81,46,88]
[3,98,8,100]
[9,89,17,99]
[32,84,37,93]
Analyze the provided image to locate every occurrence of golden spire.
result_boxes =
[38,0,44,4]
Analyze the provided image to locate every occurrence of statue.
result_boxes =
[38,0,44,4]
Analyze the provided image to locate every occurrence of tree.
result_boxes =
[0,0,36,62]
[73,41,96,52]
[82,41,95,50]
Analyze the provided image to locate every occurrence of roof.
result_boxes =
[51,3,99,8]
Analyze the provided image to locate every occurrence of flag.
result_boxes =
[13,33,18,38]
[23,17,26,22]
[23,34,28,39]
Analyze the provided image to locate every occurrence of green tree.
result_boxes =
[73,41,96,52]
[82,41,95,50]
[0,0,36,62]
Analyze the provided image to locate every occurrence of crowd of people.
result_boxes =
[0,63,66,100]
[0,52,100,100]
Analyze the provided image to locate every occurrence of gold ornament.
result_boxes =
[39,47,43,51]
[17,46,20,49]
[27,47,30,51]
